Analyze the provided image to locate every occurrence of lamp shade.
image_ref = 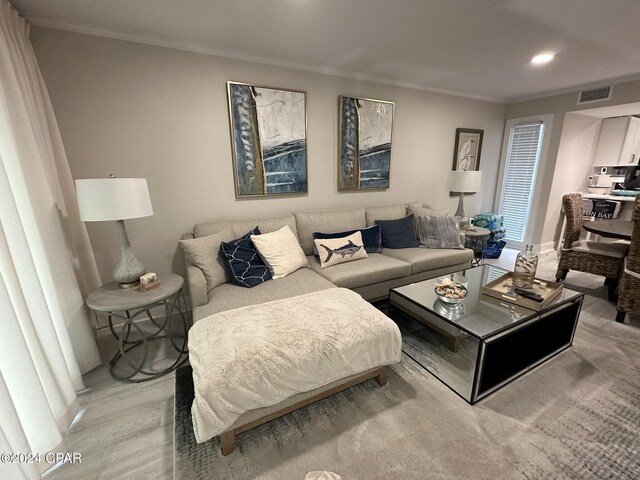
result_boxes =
[448,170,482,193]
[76,178,153,221]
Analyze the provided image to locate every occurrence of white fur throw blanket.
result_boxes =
[189,288,402,443]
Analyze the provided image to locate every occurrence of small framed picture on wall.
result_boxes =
[452,128,483,171]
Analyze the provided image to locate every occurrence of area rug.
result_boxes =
[174,295,640,480]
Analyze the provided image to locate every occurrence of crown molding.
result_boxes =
[28,17,508,104]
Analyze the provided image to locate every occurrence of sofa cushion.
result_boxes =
[220,227,272,288]
[417,216,464,249]
[407,202,450,218]
[381,247,473,274]
[294,208,366,255]
[308,253,411,289]
[193,268,336,320]
[376,214,420,249]
[194,214,297,239]
[569,240,627,258]
[251,226,309,279]
[315,232,368,268]
[179,229,236,292]
[312,224,382,256]
[365,204,407,226]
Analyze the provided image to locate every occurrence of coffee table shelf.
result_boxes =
[389,266,583,404]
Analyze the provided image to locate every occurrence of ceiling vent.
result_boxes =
[577,86,612,104]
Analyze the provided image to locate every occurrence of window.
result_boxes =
[499,122,544,243]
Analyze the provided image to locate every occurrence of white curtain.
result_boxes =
[0,1,103,477]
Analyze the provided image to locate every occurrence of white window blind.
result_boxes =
[500,121,544,242]
[487,266,507,283]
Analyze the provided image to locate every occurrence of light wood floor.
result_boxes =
[45,346,177,479]
[45,248,637,479]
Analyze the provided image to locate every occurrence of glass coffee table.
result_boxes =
[389,265,584,404]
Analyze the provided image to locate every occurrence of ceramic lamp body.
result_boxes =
[113,220,146,287]
[454,194,470,230]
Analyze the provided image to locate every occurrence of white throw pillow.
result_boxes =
[251,225,309,279]
[314,232,368,269]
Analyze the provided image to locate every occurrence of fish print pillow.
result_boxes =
[313,231,368,269]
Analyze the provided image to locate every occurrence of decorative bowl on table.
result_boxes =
[434,277,468,306]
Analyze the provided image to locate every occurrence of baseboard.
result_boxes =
[533,242,556,255]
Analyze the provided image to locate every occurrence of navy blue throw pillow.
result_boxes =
[376,214,420,249]
[220,227,272,288]
[312,225,382,257]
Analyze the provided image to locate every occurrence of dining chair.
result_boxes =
[615,195,640,322]
[556,193,628,301]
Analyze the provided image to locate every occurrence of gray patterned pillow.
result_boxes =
[418,216,464,249]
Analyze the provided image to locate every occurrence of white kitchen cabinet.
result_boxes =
[592,116,640,167]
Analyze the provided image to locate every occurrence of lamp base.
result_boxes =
[457,216,471,231]
[454,193,471,231]
[113,220,146,287]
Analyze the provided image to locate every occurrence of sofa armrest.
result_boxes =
[180,232,208,309]
[186,265,208,309]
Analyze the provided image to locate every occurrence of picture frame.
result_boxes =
[452,128,483,172]
[338,96,395,191]
[227,81,308,197]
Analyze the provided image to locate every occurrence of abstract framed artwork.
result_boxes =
[452,128,483,171]
[338,96,394,191]
[227,81,308,197]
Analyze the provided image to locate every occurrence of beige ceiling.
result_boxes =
[11,0,640,102]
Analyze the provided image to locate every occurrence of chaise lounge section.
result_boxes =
[181,202,473,454]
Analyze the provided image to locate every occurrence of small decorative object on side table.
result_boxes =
[86,273,189,382]
[138,272,159,291]
[464,227,491,266]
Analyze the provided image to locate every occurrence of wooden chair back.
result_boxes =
[561,193,583,249]
[625,195,640,275]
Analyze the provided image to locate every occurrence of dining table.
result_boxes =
[582,219,632,240]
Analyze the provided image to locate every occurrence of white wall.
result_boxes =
[542,114,602,248]
[506,78,640,250]
[31,27,507,283]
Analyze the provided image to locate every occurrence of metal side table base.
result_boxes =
[464,227,491,267]
[87,274,190,383]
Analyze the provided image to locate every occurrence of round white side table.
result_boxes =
[86,273,190,382]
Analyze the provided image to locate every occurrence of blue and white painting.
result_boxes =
[339,96,394,191]
[227,82,307,197]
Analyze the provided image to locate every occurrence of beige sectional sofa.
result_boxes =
[182,203,474,322]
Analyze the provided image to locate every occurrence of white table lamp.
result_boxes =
[448,170,482,230]
[76,176,153,288]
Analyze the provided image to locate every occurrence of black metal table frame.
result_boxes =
[105,290,189,382]
[465,235,489,266]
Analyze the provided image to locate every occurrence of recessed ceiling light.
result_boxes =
[531,52,555,65]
